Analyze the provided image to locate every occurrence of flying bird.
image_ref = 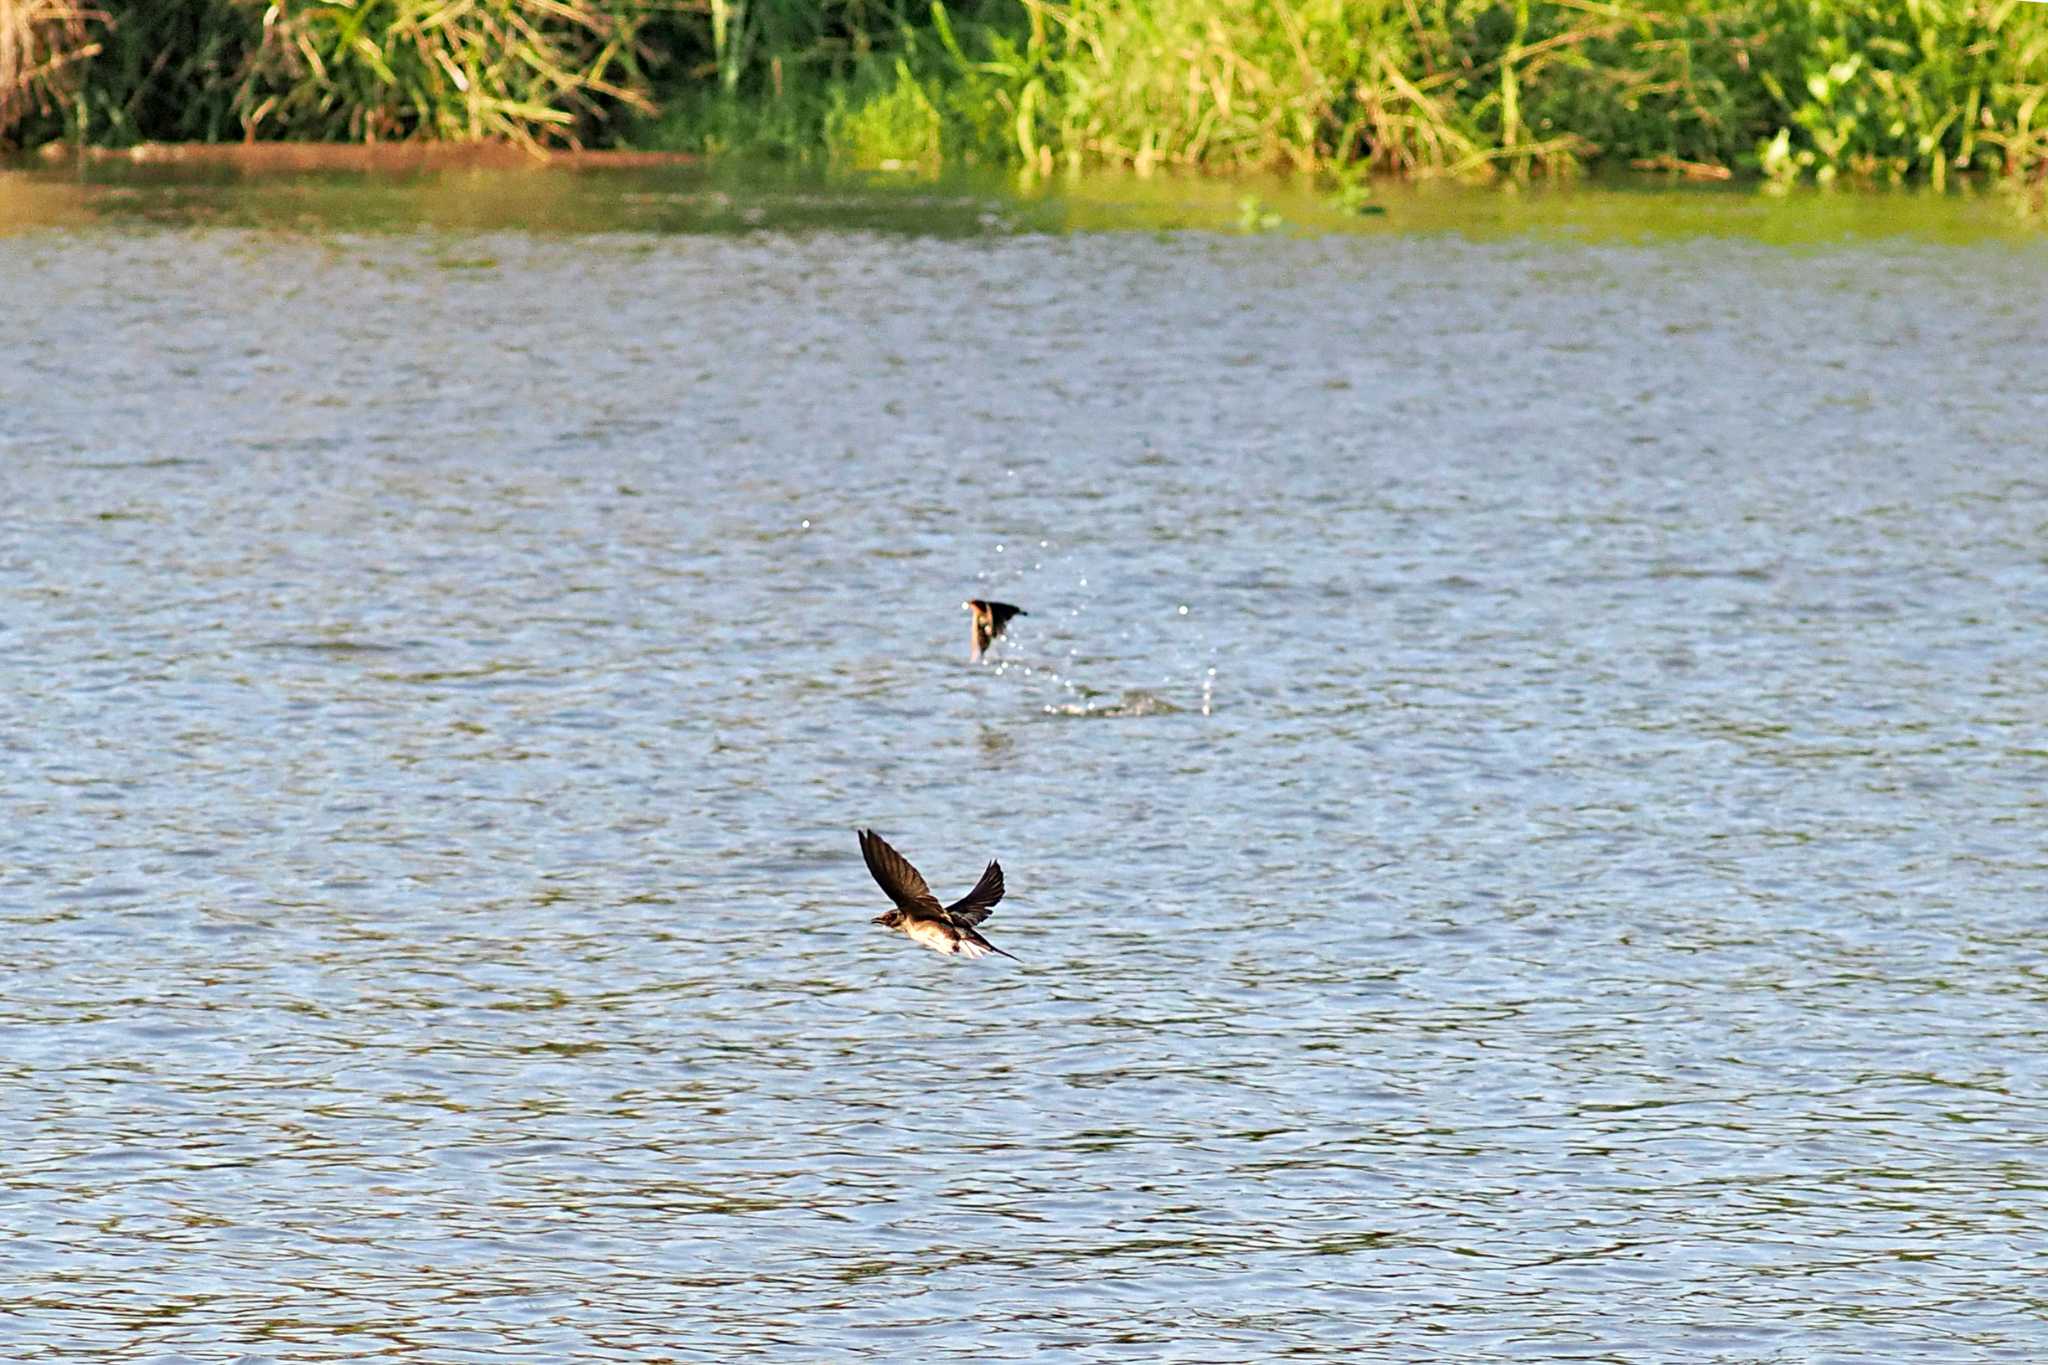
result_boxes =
[859,828,1018,961]
[965,599,1026,662]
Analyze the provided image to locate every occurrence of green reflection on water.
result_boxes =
[2,155,2043,243]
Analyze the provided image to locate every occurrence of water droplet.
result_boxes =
[800,519,811,529]
[1178,605,1189,615]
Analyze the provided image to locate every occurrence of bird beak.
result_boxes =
[872,914,890,926]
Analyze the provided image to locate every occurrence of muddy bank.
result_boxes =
[36,142,696,173]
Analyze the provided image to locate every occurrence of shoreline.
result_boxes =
[16,140,2043,203]
[34,142,700,172]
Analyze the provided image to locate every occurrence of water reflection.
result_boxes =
[3,149,2044,241]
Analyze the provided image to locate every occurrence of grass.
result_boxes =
[636,0,2048,185]
[0,0,101,136]
[5,0,2047,186]
[236,0,657,149]
[4,0,659,149]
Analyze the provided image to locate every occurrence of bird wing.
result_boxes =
[860,829,945,916]
[967,600,1026,659]
[944,859,1004,927]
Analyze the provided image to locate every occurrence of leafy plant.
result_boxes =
[1236,192,1282,230]
[1324,165,1385,213]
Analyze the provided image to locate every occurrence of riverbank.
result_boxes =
[37,142,698,173]
[6,1,2047,187]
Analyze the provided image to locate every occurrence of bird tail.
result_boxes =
[965,929,1019,962]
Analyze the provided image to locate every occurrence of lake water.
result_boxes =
[3,159,2046,1361]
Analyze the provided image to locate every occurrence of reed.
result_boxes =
[64,2,252,144]
[0,0,101,137]
[3,0,660,148]
[235,0,657,148]
[634,0,1006,161]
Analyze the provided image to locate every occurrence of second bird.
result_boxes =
[964,599,1026,662]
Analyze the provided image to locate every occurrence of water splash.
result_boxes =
[1043,688,1182,719]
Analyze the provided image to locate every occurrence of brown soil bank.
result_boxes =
[39,143,697,172]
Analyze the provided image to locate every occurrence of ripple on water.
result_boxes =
[2,209,2047,1361]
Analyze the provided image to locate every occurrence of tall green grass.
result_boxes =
[6,0,2046,185]
[237,0,655,147]
[899,0,2048,181]
[69,2,273,144]
[633,0,1017,163]
[645,0,2048,183]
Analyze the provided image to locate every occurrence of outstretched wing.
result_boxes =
[859,829,945,916]
[944,860,1004,927]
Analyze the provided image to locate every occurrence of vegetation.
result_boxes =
[1,1,98,136]
[5,0,2046,184]
[1,0,660,148]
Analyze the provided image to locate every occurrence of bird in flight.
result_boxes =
[964,599,1026,662]
[859,828,1018,961]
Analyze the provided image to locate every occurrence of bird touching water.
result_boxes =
[964,599,1026,662]
[859,828,1018,961]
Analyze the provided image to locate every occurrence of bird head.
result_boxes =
[872,909,903,928]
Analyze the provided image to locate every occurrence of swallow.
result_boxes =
[965,599,1026,662]
[860,828,1018,961]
